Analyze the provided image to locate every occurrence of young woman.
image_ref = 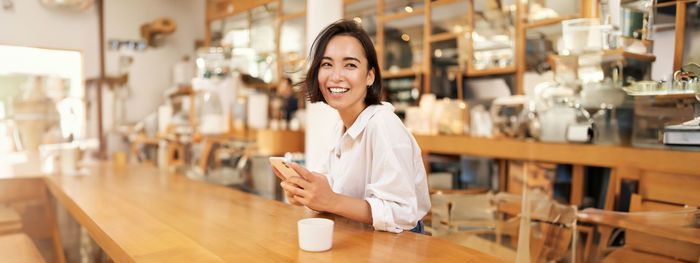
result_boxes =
[276,20,430,234]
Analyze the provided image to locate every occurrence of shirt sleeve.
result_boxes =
[364,120,421,233]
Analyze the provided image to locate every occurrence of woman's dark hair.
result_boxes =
[301,19,382,105]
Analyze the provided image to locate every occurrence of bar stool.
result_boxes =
[0,233,47,263]
[0,205,22,235]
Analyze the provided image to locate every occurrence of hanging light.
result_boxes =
[401,33,410,41]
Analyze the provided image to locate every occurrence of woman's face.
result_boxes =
[318,35,375,115]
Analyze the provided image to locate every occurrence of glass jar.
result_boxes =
[516,101,541,139]
[592,104,621,145]
[539,98,590,143]
[195,89,226,135]
[196,47,231,79]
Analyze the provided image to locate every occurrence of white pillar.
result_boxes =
[304,0,342,171]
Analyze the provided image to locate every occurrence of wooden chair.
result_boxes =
[0,205,22,235]
[580,170,700,263]
[0,233,47,263]
[0,178,66,263]
[430,191,578,263]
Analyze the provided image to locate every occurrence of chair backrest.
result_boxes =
[496,193,578,263]
[430,190,579,263]
[634,170,700,211]
[578,208,700,263]
[429,191,497,236]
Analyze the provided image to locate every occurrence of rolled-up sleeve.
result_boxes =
[365,134,420,233]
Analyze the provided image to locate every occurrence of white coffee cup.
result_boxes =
[297,218,334,252]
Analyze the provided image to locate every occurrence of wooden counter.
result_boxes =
[414,134,700,209]
[414,134,700,175]
[12,163,505,262]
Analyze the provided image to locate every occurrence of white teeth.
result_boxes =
[329,88,349,93]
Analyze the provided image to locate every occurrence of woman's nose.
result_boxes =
[330,67,342,81]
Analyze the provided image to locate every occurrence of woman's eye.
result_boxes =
[321,62,332,68]
[345,63,357,68]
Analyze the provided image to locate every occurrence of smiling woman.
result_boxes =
[276,19,430,234]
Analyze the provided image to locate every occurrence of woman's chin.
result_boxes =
[326,101,345,111]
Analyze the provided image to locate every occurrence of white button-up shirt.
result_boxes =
[312,103,431,233]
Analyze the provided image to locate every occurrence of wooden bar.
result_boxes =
[0,206,22,235]
[514,0,526,94]
[571,165,584,206]
[424,0,431,94]
[280,10,305,22]
[522,15,578,30]
[377,0,385,69]
[466,66,516,77]
[383,68,419,79]
[673,2,686,71]
[466,0,474,76]
[0,233,46,263]
[429,32,459,43]
[380,8,425,22]
[4,163,507,262]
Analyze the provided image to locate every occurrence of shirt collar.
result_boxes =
[346,102,394,139]
[328,102,394,153]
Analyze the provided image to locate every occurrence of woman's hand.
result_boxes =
[274,167,304,206]
[279,162,338,212]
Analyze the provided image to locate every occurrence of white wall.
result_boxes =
[1,0,204,126]
[0,0,100,78]
[104,0,205,123]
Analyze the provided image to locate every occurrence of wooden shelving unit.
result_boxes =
[383,68,420,79]
[205,0,693,97]
[466,66,517,77]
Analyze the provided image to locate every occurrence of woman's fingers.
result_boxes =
[287,175,312,190]
[289,162,312,181]
[286,191,304,206]
[280,181,305,197]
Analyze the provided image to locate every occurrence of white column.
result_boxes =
[304,0,342,171]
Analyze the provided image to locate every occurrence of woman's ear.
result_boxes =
[366,67,375,87]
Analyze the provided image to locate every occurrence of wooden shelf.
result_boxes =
[522,15,578,30]
[280,10,305,21]
[465,66,516,77]
[429,32,461,43]
[381,8,425,22]
[414,134,700,176]
[654,0,696,8]
[623,51,656,62]
[601,48,656,61]
[382,68,420,79]
[431,0,467,8]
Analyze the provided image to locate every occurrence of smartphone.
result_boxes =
[269,157,300,181]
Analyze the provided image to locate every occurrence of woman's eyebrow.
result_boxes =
[343,57,360,63]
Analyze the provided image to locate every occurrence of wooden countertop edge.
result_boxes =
[414,134,700,175]
[42,176,136,263]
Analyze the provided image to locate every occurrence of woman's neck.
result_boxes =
[338,103,368,131]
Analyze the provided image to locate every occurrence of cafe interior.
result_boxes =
[0,0,699,262]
